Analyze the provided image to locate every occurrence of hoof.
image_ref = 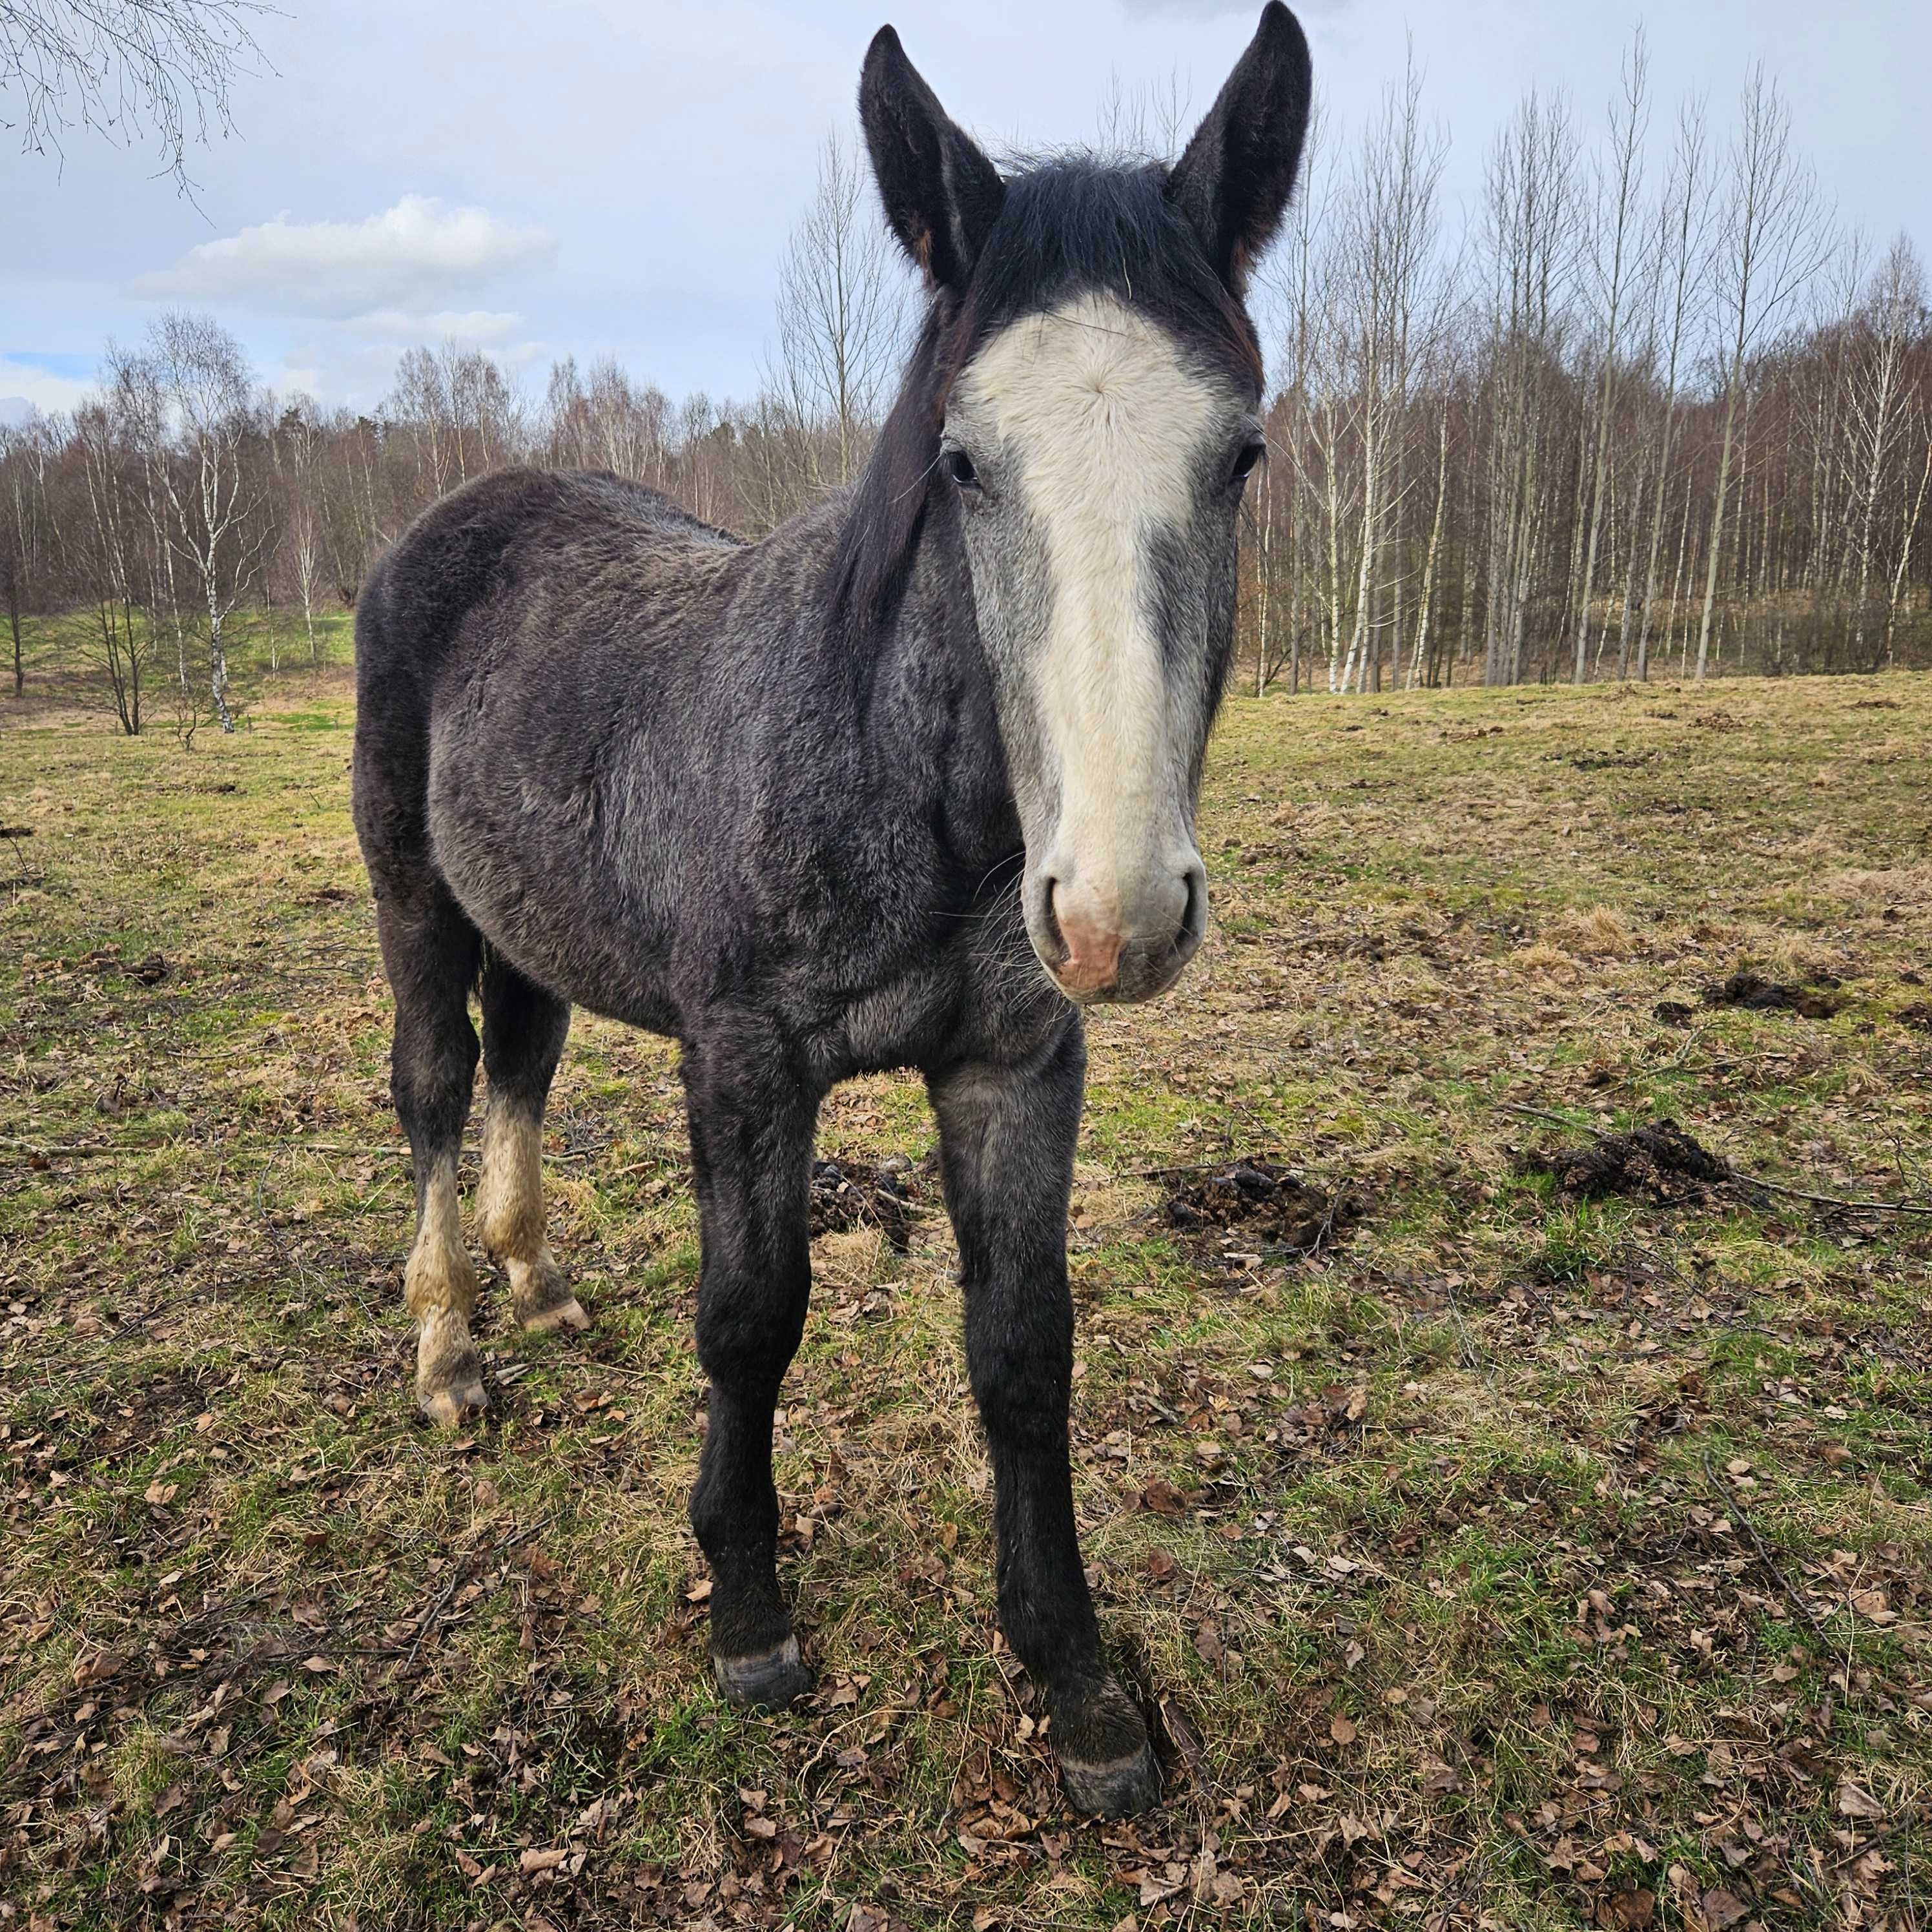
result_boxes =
[520,1293,589,1334]
[513,1257,589,1333]
[714,1635,814,1711]
[420,1375,488,1428]
[1058,1739,1163,1817]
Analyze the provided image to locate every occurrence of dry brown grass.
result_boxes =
[3,668,1930,1931]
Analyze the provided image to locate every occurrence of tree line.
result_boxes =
[1249,38,1931,693]
[4,43,1930,734]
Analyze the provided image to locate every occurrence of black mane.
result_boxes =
[827,158,1264,647]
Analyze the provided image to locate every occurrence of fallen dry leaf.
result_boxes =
[1700,1887,1749,1931]
[1837,1779,1886,1820]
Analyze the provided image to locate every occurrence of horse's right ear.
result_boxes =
[859,27,1005,293]
[1166,1,1313,293]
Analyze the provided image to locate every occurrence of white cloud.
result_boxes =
[0,359,98,423]
[344,307,526,344]
[129,195,555,320]
[272,365,325,402]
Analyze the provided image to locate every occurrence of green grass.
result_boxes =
[3,667,1929,1929]
[5,607,355,734]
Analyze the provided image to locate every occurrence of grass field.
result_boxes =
[3,667,1929,1931]
[3,609,356,734]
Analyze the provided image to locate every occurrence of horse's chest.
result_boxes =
[816,940,1062,1082]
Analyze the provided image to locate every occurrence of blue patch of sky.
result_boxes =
[1,352,98,376]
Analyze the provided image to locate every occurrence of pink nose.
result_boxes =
[1051,889,1124,996]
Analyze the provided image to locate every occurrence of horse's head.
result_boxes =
[861,6,1311,1003]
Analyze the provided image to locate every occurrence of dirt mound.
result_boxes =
[808,1157,921,1250]
[1703,971,1845,1020]
[1523,1120,1732,1206]
[1160,1157,1355,1257]
[1896,1003,1932,1034]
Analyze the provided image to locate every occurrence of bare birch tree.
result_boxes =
[770,130,907,492]
[280,398,325,666]
[1094,67,1190,159]
[1571,31,1648,682]
[1330,49,1446,694]
[1843,237,1925,666]
[1,416,56,694]
[151,310,260,731]
[1631,99,1714,679]
[1479,90,1582,684]
[1693,66,1829,681]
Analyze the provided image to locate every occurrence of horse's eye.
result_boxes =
[1231,440,1266,487]
[945,448,981,490]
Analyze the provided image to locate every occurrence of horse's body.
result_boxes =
[353,5,1310,1816]
[356,470,1053,1079]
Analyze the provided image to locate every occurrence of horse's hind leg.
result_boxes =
[477,954,586,1333]
[375,879,486,1426]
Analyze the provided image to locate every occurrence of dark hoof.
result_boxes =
[714,1634,813,1711]
[1059,1739,1163,1817]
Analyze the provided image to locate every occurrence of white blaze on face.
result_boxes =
[954,291,1227,996]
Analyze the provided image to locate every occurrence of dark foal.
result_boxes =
[352,5,1310,1815]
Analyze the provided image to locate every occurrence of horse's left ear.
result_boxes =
[1166,1,1313,293]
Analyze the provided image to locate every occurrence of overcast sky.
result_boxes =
[4,0,1927,424]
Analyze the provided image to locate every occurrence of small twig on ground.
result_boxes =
[1727,1168,1932,1217]
[1700,1455,1831,1649]
[5,1143,134,1160]
[1497,1101,1932,1217]
[400,1518,549,1678]
[1140,1155,1259,1181]
[401,1561,477,1679]
[0,823,41,886]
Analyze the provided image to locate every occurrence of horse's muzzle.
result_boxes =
[1034,862,1206,1004]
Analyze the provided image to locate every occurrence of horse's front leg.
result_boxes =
[929,1022,1162,1817]
[683,1035,817,1710]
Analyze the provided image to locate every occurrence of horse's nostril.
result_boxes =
[1176,868,1206,954]
[1041,878,1070,965]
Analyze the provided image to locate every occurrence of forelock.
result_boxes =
[952,158,1263,396]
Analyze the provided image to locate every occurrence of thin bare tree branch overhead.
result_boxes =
[0,0,274,190]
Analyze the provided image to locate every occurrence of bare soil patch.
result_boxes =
[1520,1118,1732,1206]
[808,1155,923,1250]
[1703,968,1847,1018]
[1156,1156,1358,1259]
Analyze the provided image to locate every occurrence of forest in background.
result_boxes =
[4,34,1931,734]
